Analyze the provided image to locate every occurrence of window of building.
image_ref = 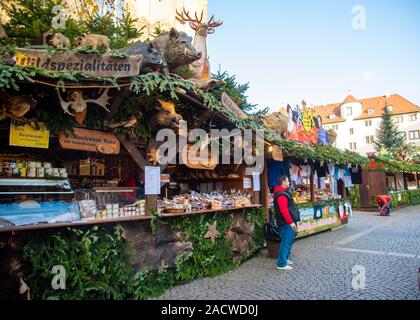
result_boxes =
[365,120,372,127]
[394,116,403,123]
[409,130,420,140]
[349,142,357,150]
[409,114,417,122]
[349,128,354,135]
[367,109,374,115]
[332,124,339,130]
[330,114,336,120]
[346,107,353,116]
[365,136,374,144]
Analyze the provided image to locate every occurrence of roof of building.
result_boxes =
[314,94,419,124]
[342,94,358,104]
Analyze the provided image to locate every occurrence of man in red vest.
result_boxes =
[273,176,301,270]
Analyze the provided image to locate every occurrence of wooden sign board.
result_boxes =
[221,92,247,120]
[272,145,284,161]
[14,48,142,78]
[181,144,217,170]
[59,128,120,154]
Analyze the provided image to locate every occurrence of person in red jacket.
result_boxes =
[273,176,300,270]
[376,195,392,216]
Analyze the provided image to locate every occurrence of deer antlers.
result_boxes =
[176,7,223,31]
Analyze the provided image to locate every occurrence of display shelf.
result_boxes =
[159,204,262,218]
[0,215,153,233]
[0,205,262,233]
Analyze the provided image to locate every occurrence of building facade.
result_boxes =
[314,94,420,155]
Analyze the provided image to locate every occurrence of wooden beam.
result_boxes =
[116,133,147,170]
[105,87,132,121]
[310,165,315,202]
[261,160,270,222]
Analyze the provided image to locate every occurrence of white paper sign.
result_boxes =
[243,177,252,189]
[252,173,261,192]
[145,166,161,195]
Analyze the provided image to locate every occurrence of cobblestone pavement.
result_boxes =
[157,206,420,300]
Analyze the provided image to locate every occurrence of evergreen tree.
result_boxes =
[374,106,405,153]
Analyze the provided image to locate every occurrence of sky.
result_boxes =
[207,0,420,113]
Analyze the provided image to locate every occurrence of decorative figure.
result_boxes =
[0,94,38,124]
[261,112,289,137]
[204,220,221,244]
[147,147,160,166]
[120,42,163,72]
[75,34,110,52]
[176,8,223,90]
[43,31,71,49]
[301,100,312,132]
[152,28,202,76]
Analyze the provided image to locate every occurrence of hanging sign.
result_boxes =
[59,128,120,154]
[145,166,161,195]
[272,145,284,161]
[9,121,50,149]
[181,143,217,170]
[221,92,247,120]
[14,48,143,78]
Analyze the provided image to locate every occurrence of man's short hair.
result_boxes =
[278,175,289,185]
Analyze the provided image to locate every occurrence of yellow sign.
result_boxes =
[9,122,50,149]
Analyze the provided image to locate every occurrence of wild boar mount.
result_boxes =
[56,88,111,125]
[151,28,201,76]
[120,42,163,73]
[144,99,183,134]
[176,8,223,91]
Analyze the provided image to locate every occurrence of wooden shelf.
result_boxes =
[0,215,152,233]
[159,204,262,218]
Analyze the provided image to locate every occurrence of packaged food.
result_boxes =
[37,168,45,178]
[20,167,27,177]
[79,200,98,220]
[27,168,36,178]
[43,162,52,169]
[53,168,60,177]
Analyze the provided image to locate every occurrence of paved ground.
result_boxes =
[157,206,420,300]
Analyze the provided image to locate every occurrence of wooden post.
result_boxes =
[310,164,315,202]
[145,137,159,214]
[416,172,419,189]
[261,160,270,222]
[394,174,397,191]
